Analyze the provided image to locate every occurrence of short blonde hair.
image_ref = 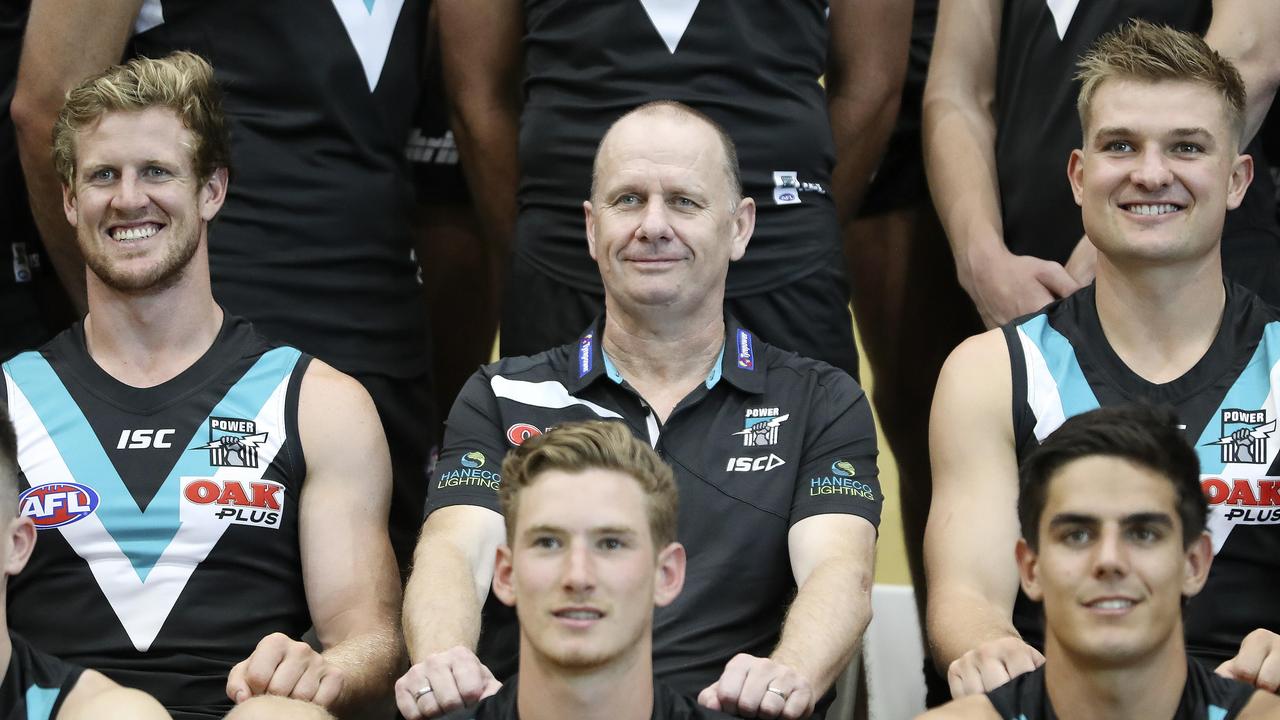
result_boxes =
[499,420,678,549]
[1076,20,1246,144]
[53,51,231,188]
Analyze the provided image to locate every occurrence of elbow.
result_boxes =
[11,87,60,152]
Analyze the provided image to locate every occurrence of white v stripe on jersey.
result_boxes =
[331,0,406,91]
[133,0,164,34]
[1018,328,1070,443]
[6,374,291,652]
[1045,0,1080,40]
[638,0,701,53]
[490,376,622,420]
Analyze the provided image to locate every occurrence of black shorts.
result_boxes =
[500,257,859,381]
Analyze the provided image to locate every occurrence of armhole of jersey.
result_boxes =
[51,665,87,720]
[1002,324,1034,452]
[285,354,314,486]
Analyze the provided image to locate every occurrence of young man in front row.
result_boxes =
[402,420,731,720]
[920,404,1280,719]
[926,21,1280,697]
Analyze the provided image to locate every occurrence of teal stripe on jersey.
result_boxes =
[1193,322,1280,474]
[1209,705,1227,720]
[24,685,58,720]
[5,347,302,580]
[1019,313,1100,419]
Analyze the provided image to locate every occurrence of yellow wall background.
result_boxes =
[856,323,912,587]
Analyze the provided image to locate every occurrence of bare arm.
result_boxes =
[395,505,506,719]
[436,0,523,311]
[826,0,912,228]
[1205,0,1280,144]
[923,0,1077,327]
[699,514,876,720]
[12,0,143,311]
[58,670,171,720]
[925,331,1042,696]
[226,362,401,716]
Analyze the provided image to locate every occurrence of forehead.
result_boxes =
[516,468,650,532]
[1084,78,1233,138]
[596,113,727,191]
[1042,455,1180,522]
[76,107,195,164]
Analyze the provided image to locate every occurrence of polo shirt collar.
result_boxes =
[564,313,767,395]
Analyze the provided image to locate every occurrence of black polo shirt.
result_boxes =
[426,316,881,699]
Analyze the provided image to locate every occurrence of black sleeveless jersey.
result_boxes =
[995,0,1280,288]
[128,0,428,377]
[443,677,736,720]
[1,632,84,720]
[986,658,1254,720]
[518,0,839,296]
[2,314,312,719]
[1003,282,1280,664]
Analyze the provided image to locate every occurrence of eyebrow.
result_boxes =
[520,524,639,537]
[1047,512,1174,528]
[1093,126,1214,141]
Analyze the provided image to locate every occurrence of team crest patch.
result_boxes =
[181,478,285,529]
[19,483,100,529]
[194,417,268,468]
[733,407,789,447]
[1207,409,1275,464]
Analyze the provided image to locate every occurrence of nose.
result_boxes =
[1092,527,1130,580]
[1130,147,1173,191]
[561,541,597,594]
[110,171,149,211]
[635,197,673,242]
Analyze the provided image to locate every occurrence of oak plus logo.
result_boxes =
[182,478,286,529]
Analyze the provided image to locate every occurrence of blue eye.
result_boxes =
[1103,141,1134,153]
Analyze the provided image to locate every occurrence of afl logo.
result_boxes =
[19,483,100,529]
[507,423,543,446]
[461,451,486,469]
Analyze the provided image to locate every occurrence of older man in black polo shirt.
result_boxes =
[396,101,881,720]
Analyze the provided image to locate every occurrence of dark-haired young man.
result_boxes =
[927,21,1280,698]
[920,405,1280,720]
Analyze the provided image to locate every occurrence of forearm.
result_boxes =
[13,96,88,311]
[320,621,403,718]
[403,535,487,662]
[770,556,872,697]
[829,90,902,229]
[449,103,520,257]
[1205,2,1280,144]
[926,586,1022,672]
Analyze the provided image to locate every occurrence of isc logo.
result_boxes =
[117,428,176,449]
[725,454,786,472]
[18,483,100,529]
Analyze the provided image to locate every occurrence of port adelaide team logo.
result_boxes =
[1206,409,1275,464]
[733,407,789,447]
[194,416,268,468]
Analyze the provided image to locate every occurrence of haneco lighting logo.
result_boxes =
[439,450,500,491]
[194,417,267,468]
[1206,409,1275,464]
[831,460,857,477]
[461,451,486,469]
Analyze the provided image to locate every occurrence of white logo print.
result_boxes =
[638,0,701,54]
[331,0,406,90]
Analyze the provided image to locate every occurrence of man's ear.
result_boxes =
[584,200,598,261]
[1015,538,1044,602]
[652,542,686,608]
[199,166,229,222]
[4,516,36,579]
[1181,531,1213,598]
[728,197,755,262]
[62,182,79,228]
[492,544,516,608]
[1067,149,1086,207]
[1226,153,1253,211]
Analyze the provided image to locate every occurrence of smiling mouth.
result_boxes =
[1120,203,1183,216]
[110,223,164,242]
[1084,597,1138,613]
